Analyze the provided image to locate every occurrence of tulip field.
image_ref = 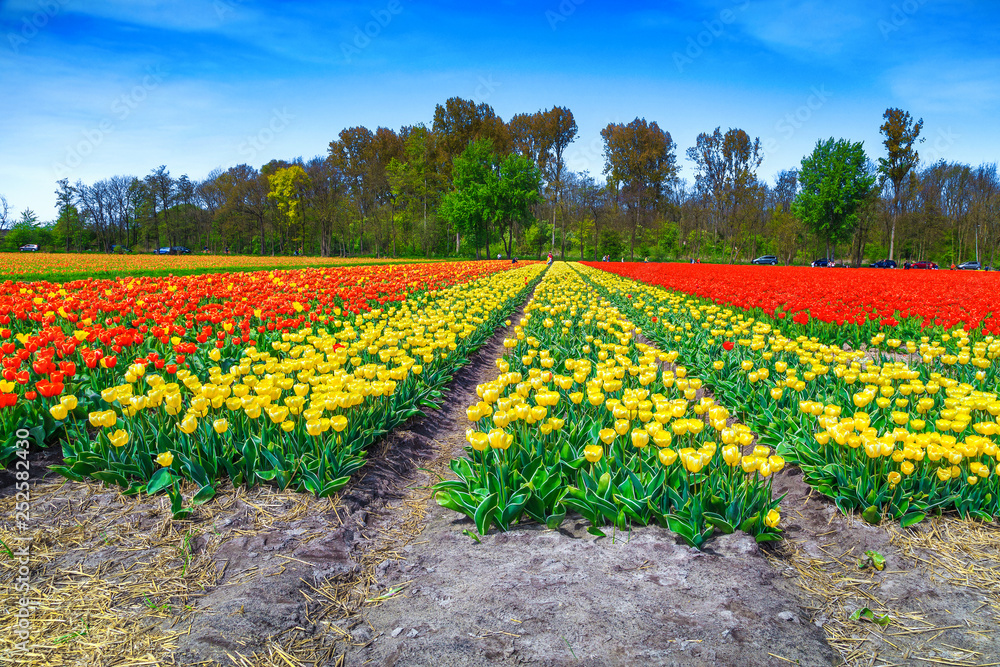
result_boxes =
[3,258,1000,534]
[5,257,1000,665]
[1,260,543,511]
[0,252,427,281]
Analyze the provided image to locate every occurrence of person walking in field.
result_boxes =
[547,251,553,266]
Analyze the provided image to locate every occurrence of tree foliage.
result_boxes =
[793,138,876,257]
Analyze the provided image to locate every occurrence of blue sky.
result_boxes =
[1,0,998,221]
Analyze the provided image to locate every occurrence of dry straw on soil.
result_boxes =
[0,447,442,667]
[769,512,1000,667]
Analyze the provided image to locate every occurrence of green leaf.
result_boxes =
[754,533,783,543]
[49,465,83,482]
[320,476,351,497]
[704,512,735,535]
[474,492,498,535]
[90,471,129,488]
[461,528,481,543]
[587,526,606,537]
[849,607,891,626]
[191,485,216,505]
[861,505,882,525]
[545,505,566,530]
[146,468,175,495]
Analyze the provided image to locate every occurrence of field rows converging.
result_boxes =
[436,262,782,547]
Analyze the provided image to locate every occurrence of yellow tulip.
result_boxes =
[764,509,780,528]
[156,451,174,467]
[330,415,348,432]
[108,429,129,448]
[306,419,323,436]
[722,445,741,466]
[179,414,198,434]
[267,406,289,424]
[469,431,489,451]
[49,403,68,420]
[583,444,603,463]
[658,447,678,467]
[488,428,512,450]
[599,428,616,445]
[213,418,229,434]
[60,394,78,410]
[631,429,649,449]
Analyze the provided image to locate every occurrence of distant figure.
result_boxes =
[512,257,518,264]
[547,251,553,266]
[950,263,956,270]
[904,262,911,270]
[690,258,695,264]
[644,257,649,263]
[497,253,501,260]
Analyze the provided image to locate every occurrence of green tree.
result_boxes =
[879,108,924,261]
[489,152,542,258]
[440,140,542,259]
[440,139,494,259]
[793,138,876,261]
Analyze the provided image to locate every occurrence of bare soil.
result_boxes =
[3,290,1000,666]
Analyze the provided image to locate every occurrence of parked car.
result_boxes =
[870,259,897,268]
[156,246,172,254]
[172,246,192,254]
[911,261,939,270]
[751,255,778,265]
[811,258,833,267]
[958,261,981,270]
[19,244,39,252]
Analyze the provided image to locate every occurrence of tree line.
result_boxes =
[2,100,997,266]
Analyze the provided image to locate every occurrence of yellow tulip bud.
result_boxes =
[658,447,677,467]
[584,444,603,463]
